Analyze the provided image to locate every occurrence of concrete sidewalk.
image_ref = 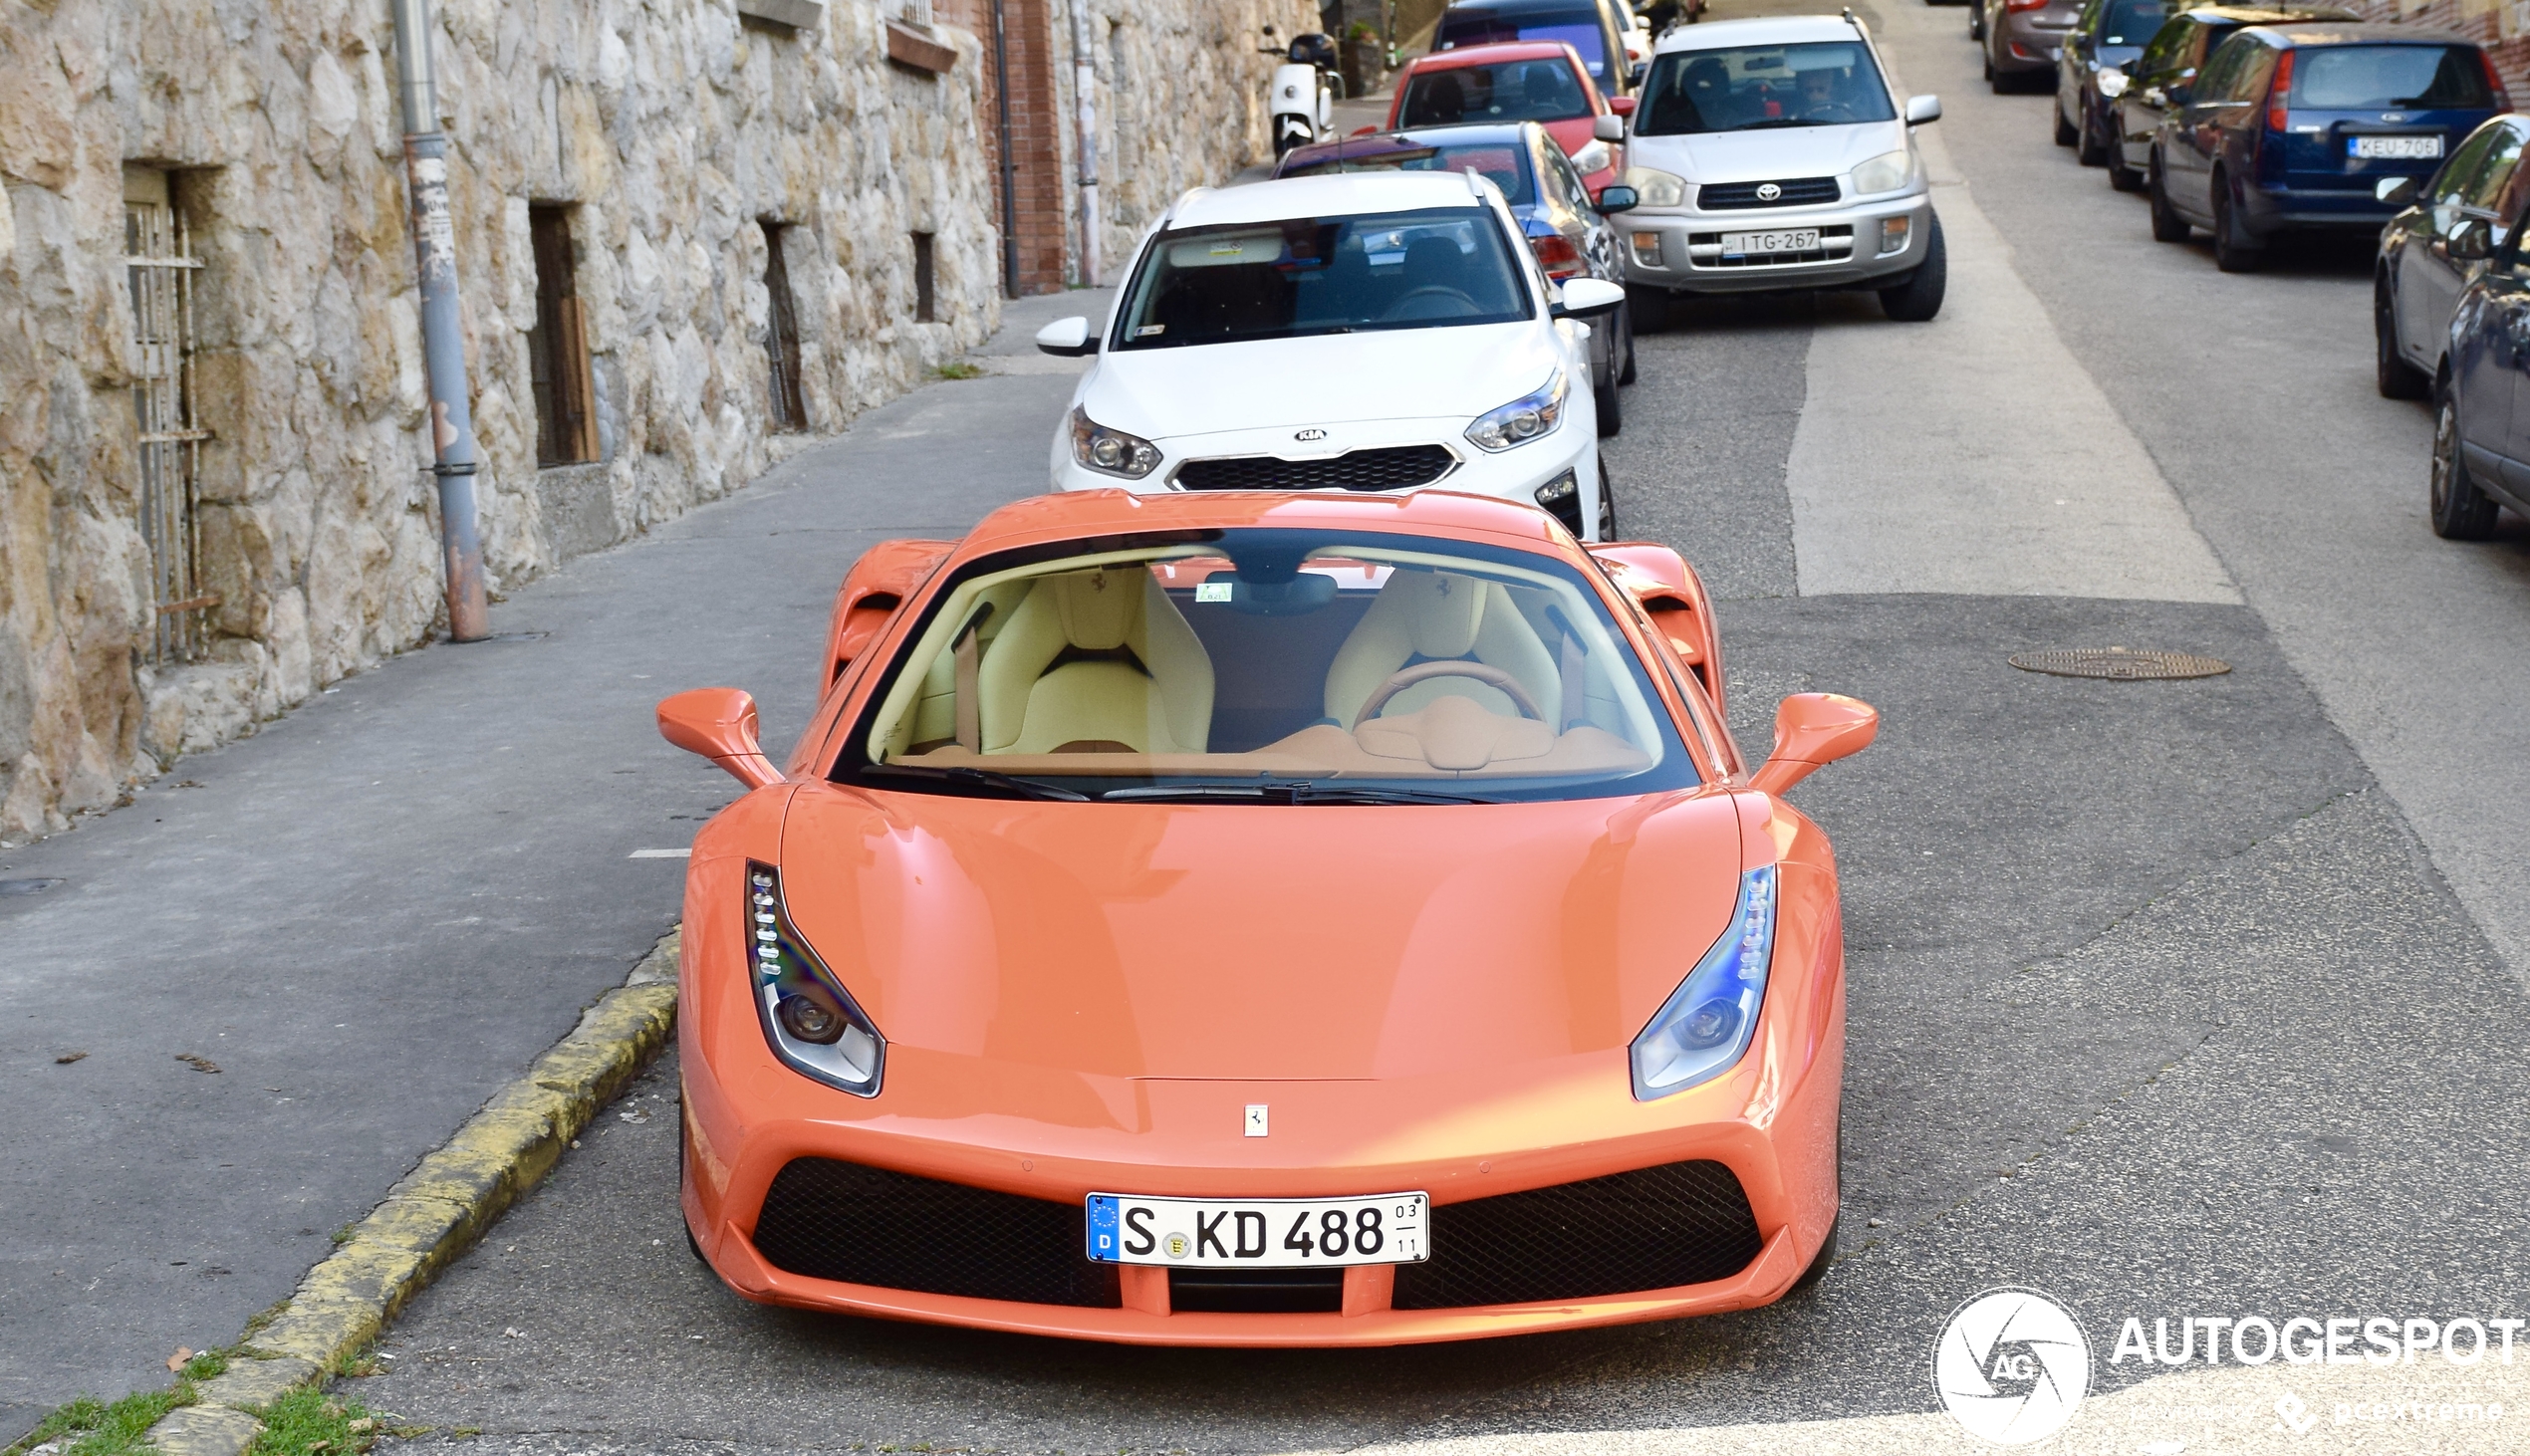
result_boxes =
[0,290,1105,1443]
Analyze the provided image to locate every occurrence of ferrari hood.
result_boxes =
[1074,323,1561,442]
[776,783,1744,1083]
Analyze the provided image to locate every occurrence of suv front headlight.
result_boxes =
[1464,369,1568,452]
[1070,406,1162,479]
[1630,864,1776,1099]
[1851,148,1915,197]
[1624,166,1687,208]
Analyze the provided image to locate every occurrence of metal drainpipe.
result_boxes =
[388,0,489,642]
[1069,0,1100,287]
[990,0,1020,297]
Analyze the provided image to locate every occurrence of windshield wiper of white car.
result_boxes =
[1100,780,1500,805]
[862,763,1091,801]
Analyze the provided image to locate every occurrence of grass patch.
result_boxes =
[244,1389,380,1456]
[4,1384,189,1456]
[930,361,985,381]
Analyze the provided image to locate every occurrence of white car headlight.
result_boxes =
[1624,166,1686,208]
[1464,369,1568,453]
[1571,139,1614,176]
[1851,148,1914,197]
[1069,406,1161,479]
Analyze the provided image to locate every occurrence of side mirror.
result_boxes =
[1551,275,1627,318]
[1903,94,1942,124]
[2449,218,2494,262]
[1035,316,1098,357]
[2377,175,2420,207]
[1594,184,1641,213]
[1593,113,1628,142]
[1608,95,1639,117]
[1748,693,1879,797]
[2096,68,2129,100]
[658,688,784,790]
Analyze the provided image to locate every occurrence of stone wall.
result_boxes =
[0,0,1291,842]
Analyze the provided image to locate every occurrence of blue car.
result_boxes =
[2433,220,2530,538]
[2144,23,2507,270]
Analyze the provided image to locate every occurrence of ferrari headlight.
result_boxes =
[1069,406,1161,479]
[1571,139,1614,176]
[1624,165,1687,208]
[1851,148,1914,197]
[1464,369,1568,452]
[747,861,884,1096]
[1630,864,1776,1099]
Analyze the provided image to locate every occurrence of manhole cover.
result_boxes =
[0,878,64,896]
[2009,647,2231,680]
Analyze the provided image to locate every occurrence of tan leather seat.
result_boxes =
[977,567,1214,754]
[1323,570,1559,728]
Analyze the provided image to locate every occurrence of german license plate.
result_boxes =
[2352,134,2441,159]
[1086,1191,1429,1267]
[1720,228,1821,255]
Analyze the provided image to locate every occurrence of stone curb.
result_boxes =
[132,929,681,1454]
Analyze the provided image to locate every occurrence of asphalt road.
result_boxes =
[342,4,2529,1454]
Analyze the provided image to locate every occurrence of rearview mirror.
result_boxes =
[2377,175,2419,207]
[1035,317,1098,357]
[2449,218,2494,262]
[1594,184,1641,213]
[2096,68,2129,100]
[1608,95,1638,117]
[658,688,783,790]
[1551,276,1626,318]
[1903,94,1942,124]
[1748,693,1878,797]
[1593,114,1627,142]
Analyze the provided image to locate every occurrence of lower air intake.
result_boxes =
[752,1157,1121,1308]
[1391,1159,1763,1309]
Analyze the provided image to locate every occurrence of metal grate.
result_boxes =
[1175,445,1457,492]
[2008,647,2232,680]
[1697,177,1842,210]
[1392,1160,1763,1309]
[125,170,214,665]
[1169,1267,1346,1314]
[751,1157,1122,1308]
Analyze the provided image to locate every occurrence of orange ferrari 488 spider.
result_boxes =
[657,487,1875,1345]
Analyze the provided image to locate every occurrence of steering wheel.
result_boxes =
[1352,660,1545,730]
[1382,286,1481,322]
[1799,103,1862,122]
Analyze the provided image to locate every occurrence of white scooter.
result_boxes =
[1260,27,1340,157]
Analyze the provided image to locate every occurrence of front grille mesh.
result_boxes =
[752,1157,1121,1308]
[1697,176,1842,210]
[1175,444,1456,492]
[1392,1160,1763,1309]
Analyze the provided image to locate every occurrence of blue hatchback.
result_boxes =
[2146,23,2506,270]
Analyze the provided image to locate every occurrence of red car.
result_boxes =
[1384,41,1634,197]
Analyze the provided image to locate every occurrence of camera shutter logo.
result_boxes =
[1931,1288,2093,1445]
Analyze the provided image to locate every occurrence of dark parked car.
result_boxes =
[2106,6,2353,191]
[1437,0,1639,94]
[2054,0,2170,163]
[2376,114,2530,401]
[2141,24,2506,270]
[1276,121,1643,434]
[2433,239,2530,536]
[1982,0,2084,93]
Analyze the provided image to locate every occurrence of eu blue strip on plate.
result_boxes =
[1086,1193,1120,1262]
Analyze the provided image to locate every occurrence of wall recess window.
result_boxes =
[911,231,937,324]
[762,220,807,431]
[527,205,598,465]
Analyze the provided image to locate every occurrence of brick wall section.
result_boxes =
[935,0,1067,295]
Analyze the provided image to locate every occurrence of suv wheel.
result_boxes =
[2376,285,2429,400]
[2148,155,2189,242]
[1878,212,1947,322]
[2211,178,2263,272]
[2430,381,2501,540]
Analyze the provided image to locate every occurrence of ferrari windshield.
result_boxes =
[1110,208,1533,351]
[839,530,1697,803]
[1636,42,1898,134]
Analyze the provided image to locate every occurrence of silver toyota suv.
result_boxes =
[1616,14,1947,320]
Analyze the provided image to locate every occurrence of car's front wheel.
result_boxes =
[2077,99,2112,166]
[1879,212,1947,322]
[2148,155,2189,242]
[2106,136,2144,191]
[2376,283,2429,400]
[2430,381,2502,540]
[2054,97,2078,146]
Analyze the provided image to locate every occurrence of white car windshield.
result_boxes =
[839,529,1698,804]
[1110,208,1533,351]
[1636,41,1898,134]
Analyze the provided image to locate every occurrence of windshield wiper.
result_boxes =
[1101,780,1499,805]
[862,762,1091,802]
[1731,118,1827,130]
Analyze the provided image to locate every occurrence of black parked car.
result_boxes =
[2435,239,2530,536]
[2141,23,2505,271]
[2054,0,2169,165]
[2375,114,2530,401]
[2105,6,2352,191]
[1275,121,1643,434]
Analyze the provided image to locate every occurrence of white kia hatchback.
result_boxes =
[1036,171,1630,539]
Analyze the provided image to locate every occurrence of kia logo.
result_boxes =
[1755,182,1782,202]
[1294,427,1327,441]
